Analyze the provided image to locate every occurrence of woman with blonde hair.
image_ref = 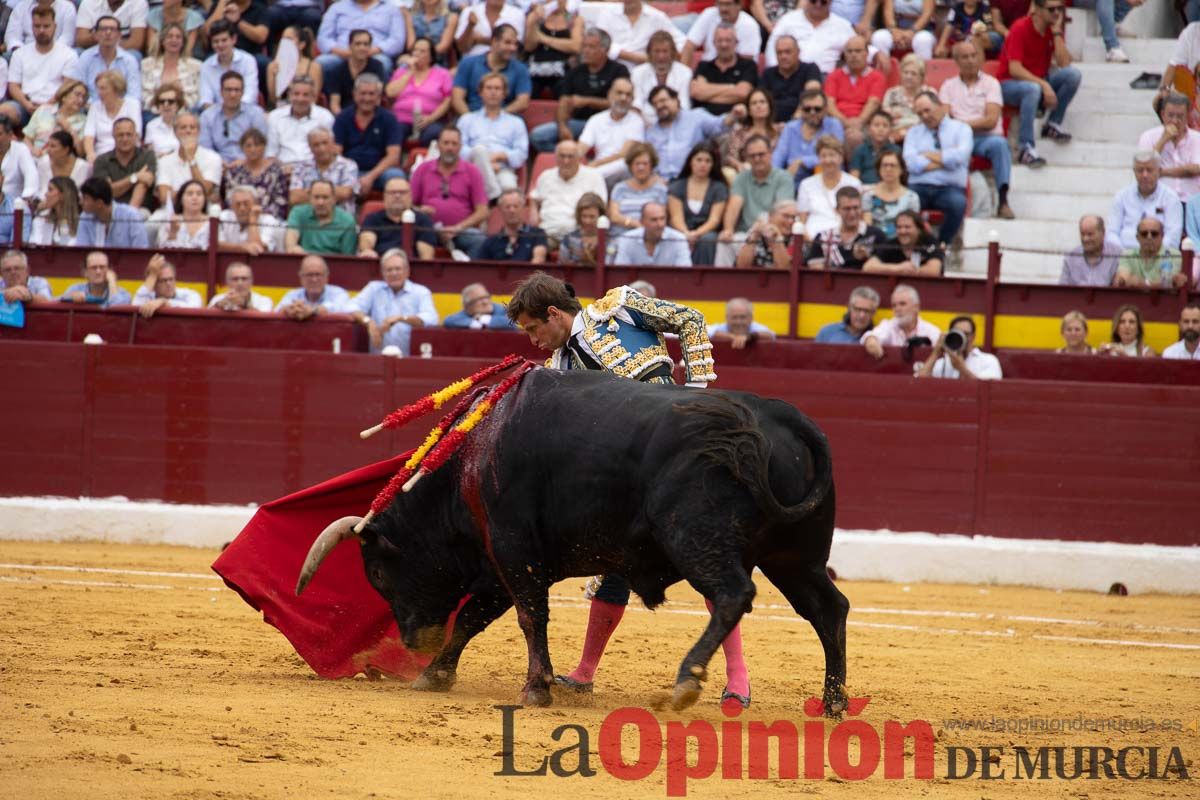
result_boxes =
[23,80,89,157]
[559,191,606,266]
[1099,304,1156,357]
[30,177,82,246]
[881,53,932,141]
[142,22,203,109]
[83,71,142,162]
[1057,311,1094,354]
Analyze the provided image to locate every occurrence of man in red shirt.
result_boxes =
[997,0,1082,167]
[822,36,884,157]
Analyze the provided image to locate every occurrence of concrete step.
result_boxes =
[1038,140,1140,168]
[1073,61,1158,86]
[1003,190,1112,222]
[1008,164,1131,195]
[962,217,1081,248]
[1061,108,1158,142]
[1069,87,1160,115]
[1081,36,1177,67]
[957,248,1061,283]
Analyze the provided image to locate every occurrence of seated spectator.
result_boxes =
[77,175,149,247]
[686,0,761,63]
[208,261,273,312]
[806,186,885,269]
[862,150,920,236]
[132,253,202,318]
[91,118,154,209]
[917,315,1002,379]
[904,91,972,245]
[863,209,944,274]
[630,30,692,126]
[223,128,287,221]
[323,29,389,115]
[266,77,335,171]
[265,26,323,107]
[476,188,548,263]
[444,282,517,330]
[316,0,406,85]
[147,0,202,56]
[935,0,1007,59]
[613,201,692,267]
[797,136,862,238]
[689,24,759,117]
[30,176,81,246]
[277,255,353,319]
[760,35,823,124]
[668,141,728,266]
[23,80,88,158]
[721,134,795,265]
[215,0,269,78]
[358,177,437,260]
[645,86,737,181]
[406,0,457,67]
[66,16,141,104]
[1056,310,1094,355]
[578,77,644,185]
[198,72,266,165]
[76,0,146,53]
[144,84,183,157]
[1059,214,1121,286]
[1162,303,1200,361]
[452,25,531,115]
[37,131,92,202]
[60,250,132,307]
[83,71,141,164]
[153,179,211,249]
[773,89,844,187]
[1097,303,1155,357]
[1092,0,1134,63]
[533,27,627,153]
[721,88,784,175]
[0,250,53,304]
[199,20,258,109]
[5,0,76,58]
[523,0,583,99]
[765,0,856,73]
[861,283,941,358]
[529,140,607,246]
[707,296,775,350]
[386,37,452,148]
[628,279,657,296]
[881,53,930,143]
[1138,93,1200,202]
[455,0,525,59]
[285,179,358,255]
[595,0,685,69]
[872,0,936,60]
[2,5,78,128]
[0,120,36,212]
[459,71,529,201]
[140,23,202,110]
[939,40,1015,219]
[734,198,799,269]
[1108,152,1183,250]
[333,74,405,195]
[266,2,325,56]
[155,112,222,208]
[607,142,669,241]
[997,0,1081,167]
[824,35,883,155]
[815,285,881,343]
[1115,218,1187,290]
[351,249,439,355]
[850,111,900,184]
[289,128,359,215]
[558,191,606,265]
[410,126,489,257]
[218,184,283,254]
[1157,21,1200,110]
[0,180,31,246]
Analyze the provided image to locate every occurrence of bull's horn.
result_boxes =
[359,422,385,440]
[295,516,363,596]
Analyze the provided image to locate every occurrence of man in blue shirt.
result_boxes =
[316,0,407,79]
[451,25,531,115]
[76,176,150,248]
[645,85,736,181]
[276,255,353,319]
[476,189,548,262]
[350,249,439,355]
[59,250,132,308]
[773,89,846,189]
[613,201,692,266]
[64,15,140,103]
[903,91,973,245]
[815,286,881,344]
[458,71,528,201]
[199,71,268,163]
[199,20,259,109]
[443,282,517,330]
[0,250,51,303]
[332,73,405,194]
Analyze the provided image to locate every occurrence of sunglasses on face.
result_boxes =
[1045,5,1065,13]
[801,105,824,113]
[1137,230,1162,238]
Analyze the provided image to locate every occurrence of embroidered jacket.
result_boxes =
[548,286,717,386]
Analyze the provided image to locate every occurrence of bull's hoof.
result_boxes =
[521,685,553,707]
[823,691,847,719]
[411,668,457,692]
[671,677,703,711]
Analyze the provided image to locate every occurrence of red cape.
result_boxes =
[212,452,437,680]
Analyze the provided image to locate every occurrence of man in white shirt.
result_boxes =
[276,255,353,319]
[75,0,146,53]
[132,254,202,318]
[528,139,607,244]
[2,5,77,126]
[208,262,275,312]
[707,296,776,350]
[0,117,38,207]
[454,0,526,58]
[578,77,644,184]
[265,76,334,170]
[155,112,223,207]
[4,0,76,54]
[765,0,857,72]
[682,0,761,63]
[596,0,685,69]
[917,315,1003,379]
[1161,304,1200,361]
[630,29,692,125]
[218,185,283,255]
[861,283,941,359]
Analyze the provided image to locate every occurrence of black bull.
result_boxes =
[297,368,849,712]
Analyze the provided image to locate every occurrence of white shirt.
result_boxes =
[1170,21,1200,69]
[2,141,39,203]
[796,171,862,238]
[36,152,92,199]
[579,110,645,163]
[208,290,274,312]
[454,2,526,57]
[765,10,856,72]
[529,164,607,240]
[217,208,283,252]
[686,8,762,61]
[926,347,1003,379]
[156,146,222,194]
[133,285,203,308]
[76,0,147,39]
[83,97,142,157]
[266,104,335,166]
[143,116,179,156]
[5,0,77,52]
[631,60,693,125]
[8,41,78,106]
[30,211,77,246]
[596,3,685,69]
[1162,339,1200,360]
[861,316,941,347]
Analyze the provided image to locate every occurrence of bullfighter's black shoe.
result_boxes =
[720,687,751,708]
[554,675,594,694]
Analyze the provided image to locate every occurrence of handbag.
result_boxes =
[0,296,25,328]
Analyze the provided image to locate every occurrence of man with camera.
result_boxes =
[916,315,1002,380]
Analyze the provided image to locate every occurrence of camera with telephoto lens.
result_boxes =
[943,329,968,353]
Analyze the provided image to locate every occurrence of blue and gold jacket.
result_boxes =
[549,287,717,386]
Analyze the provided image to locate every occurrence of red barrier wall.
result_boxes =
[3,341,1197,547]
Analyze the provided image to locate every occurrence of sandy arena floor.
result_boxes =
[1,539,1197,799]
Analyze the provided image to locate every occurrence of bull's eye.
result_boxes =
[370,566,386,585]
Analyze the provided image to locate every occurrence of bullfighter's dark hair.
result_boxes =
[506,272,582,323]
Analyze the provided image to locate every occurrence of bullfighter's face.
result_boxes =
[515,307,574,351]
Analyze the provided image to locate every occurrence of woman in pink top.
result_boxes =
[386,37,454,148]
